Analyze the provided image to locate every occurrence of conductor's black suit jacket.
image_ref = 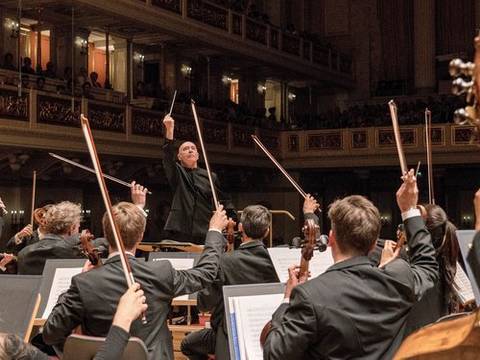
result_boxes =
[42,230,226,360]
[162,139,235,242]
[198,239,280,358]
[263,214,438,360]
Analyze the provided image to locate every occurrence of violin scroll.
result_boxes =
[80,229,101,266]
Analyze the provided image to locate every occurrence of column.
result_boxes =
[0,9,7,61]
[36,30,42,72]
[413,0,435,94]
[111,36,127,93]
[48,27,56,75]
[127,39,133,101]
[206,56,211,103]
[105,31,111,89]
[476,0,480,31]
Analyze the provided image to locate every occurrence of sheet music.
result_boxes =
[233,293,284,360]
[154,258,195,300]
[42,267,82,319]
[268,248,334,283]
[453,262,475,305]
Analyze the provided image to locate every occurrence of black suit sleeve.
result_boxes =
[42,277,85,347]
[383,215,438,301]
[467,231,480,286]
[162,139,180,190]
[263,286,317,360]
[172,230,226,297]
[93,325,130,360]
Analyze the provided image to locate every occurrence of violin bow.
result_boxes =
[388,100,408,175]
[425,108,435,204]
[80,114,147,323]
[49,152,152,195]
[191,100,220,210]
[251,134,307,199]
[30,170,36,225]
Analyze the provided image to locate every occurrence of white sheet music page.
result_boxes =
[453,262,475,305]
[42,267,82,319]
[233,293,284,360]
[154,258,195,300]
[268,247,334,283]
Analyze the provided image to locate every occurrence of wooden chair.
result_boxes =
[62,333,148,360]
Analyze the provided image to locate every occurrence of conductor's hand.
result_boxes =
[396,169,418,213]
[209,205,228,232]
[303,194,319,214]
[284,265,309,299]
[163,114,175,140]
[112,283,148,332]
[131,181,148,209]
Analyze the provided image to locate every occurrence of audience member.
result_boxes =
[21,57,35,75]
[2,53,16,71]
[90,71,102,88]
[43,62,56,78]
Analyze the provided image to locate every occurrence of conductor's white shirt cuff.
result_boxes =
[401,208,421,221]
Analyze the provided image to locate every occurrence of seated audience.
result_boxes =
[21,57,35,75]
[262,170,438,359]
[43,62,56,78]
[42,202,228,359]
[2,52,16,71]
[90,71,102,88]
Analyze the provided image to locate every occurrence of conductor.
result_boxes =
[162,115,236,244]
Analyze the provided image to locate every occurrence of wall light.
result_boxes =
[181,64,192,77]
[222,75,233,85]
[134,52,145,63]
[288,92,297,101]
[76,37,88,55]
[257,83,267,94]
[5,19,19,38]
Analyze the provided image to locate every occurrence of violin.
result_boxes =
[299,219,318,278]
[226,219,236,252]
[79,229,101,267]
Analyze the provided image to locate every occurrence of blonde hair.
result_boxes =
[43,201,82,235]
[102,202,146,249]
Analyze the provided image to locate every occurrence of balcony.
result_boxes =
[2,0,354,88]
[0,74,478,170]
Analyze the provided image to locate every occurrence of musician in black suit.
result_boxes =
[263,170,439,359]
[17,202,84,275]
[162,115,236,244]
[42,202,228,360]
[181,203,287,360]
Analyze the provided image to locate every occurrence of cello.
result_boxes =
[393,34,480,360]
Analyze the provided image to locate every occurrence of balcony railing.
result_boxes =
[148,0,352,76]
[0,84,477,170]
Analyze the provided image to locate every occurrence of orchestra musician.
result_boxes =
[262,169,438,359]
[180,201,310,359]
[162,114,236,244]
[16,201,84,275]
[42,202,228,360]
